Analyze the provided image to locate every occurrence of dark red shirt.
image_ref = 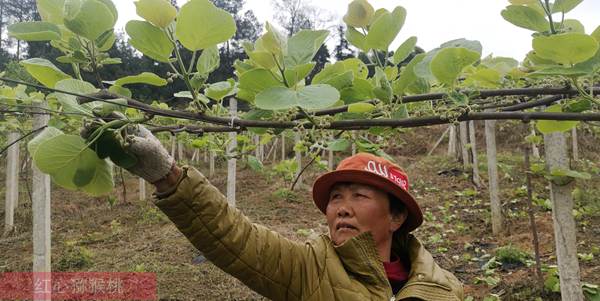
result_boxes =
[383,257,410,294]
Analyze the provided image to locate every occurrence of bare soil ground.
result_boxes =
[1,123,599,300]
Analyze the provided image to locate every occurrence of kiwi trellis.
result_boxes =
[2,0,599,300]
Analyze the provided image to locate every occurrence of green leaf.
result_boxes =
[481,55,519,76]
[341,78,374,104]
[313,62,346,84]
[365,6,406,51]
[552,0,583,13]
[108,85,132,98]
[255,84,340,111]
[414,38,481,81]
[20,58,71,88]
[206,79,236,101]
[560,19,585,33]
[54,79,99,116]
[32,134,100,190]
[96,30,116,52]
[532,33,599,65]
[238,69,285,101]
[592,26,600,43]
[326,139,351,151]
[81,157,113,196]
[261,22,288,57]
[176,0,236,51]
[126,20,173,63]
[196,45,220,76]
[393,53,425,95]
[536,105,579,133]
[348,102,375,113]
[431,47,480,86]
[243,109,274,134]
[343,0,374,28]
[247,155,264,172]
[37,0,66,24]
[93,130,137,169]
[464,68,502,88]
[64,0,117,41]
[283,63,315,87]
[564,98,592,113]
[115,72,167,87]
[27,127,64,156]
[285,29,329,67]
[135,0,177,28]
[392,36,417,65]
[501,5,550,32]
[346,27,368,52]
[341,58,369,79]
[551,168,591,180]
[8,22,61,41]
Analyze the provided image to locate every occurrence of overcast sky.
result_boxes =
[114,0,600,62]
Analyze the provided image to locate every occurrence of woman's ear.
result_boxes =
[390,210,407,232]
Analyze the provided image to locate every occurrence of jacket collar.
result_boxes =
[330,231,454,293]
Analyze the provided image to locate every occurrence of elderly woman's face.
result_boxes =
[325,183,403,247]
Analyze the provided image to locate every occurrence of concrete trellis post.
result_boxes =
[31,101,51,297]
[484,116,502,235]
[544,132,584,301]
[170,135,176,158]
[351,132,357,155]
[177,141,184,162]
[209,150,215,178]
[4,132,20,233]
[468,121,481,187]
[448,124,458,158]
[281,133,286,161]
[294,132,302,185]
[571,127,579,161]
[139,178,146,201]
[226,99,238,206]
[459,122,470,170]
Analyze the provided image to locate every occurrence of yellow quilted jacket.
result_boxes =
[154,167,464,301]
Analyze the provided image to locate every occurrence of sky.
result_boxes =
[114,0,600,62]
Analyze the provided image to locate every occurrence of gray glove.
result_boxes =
[122,124,175,183]
[82,119,174,183]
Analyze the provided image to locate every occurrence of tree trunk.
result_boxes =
[4,132,19,233]
[328,149,334,170]
[469,121,481,187]
[484,118,502,235]
[544,132,584,301]
[32,101,51,300]
[448,124,458,158]
[571,127,579,161]
[226,99,238,206]
[459,122,470,170]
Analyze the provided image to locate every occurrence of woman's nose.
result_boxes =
[336,202,352,217]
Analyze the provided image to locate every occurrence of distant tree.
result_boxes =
[271,0,332,36]
[2,0,38,59]
[210,0,262,82]
[270,0,331,81]
[333,25,354,61]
